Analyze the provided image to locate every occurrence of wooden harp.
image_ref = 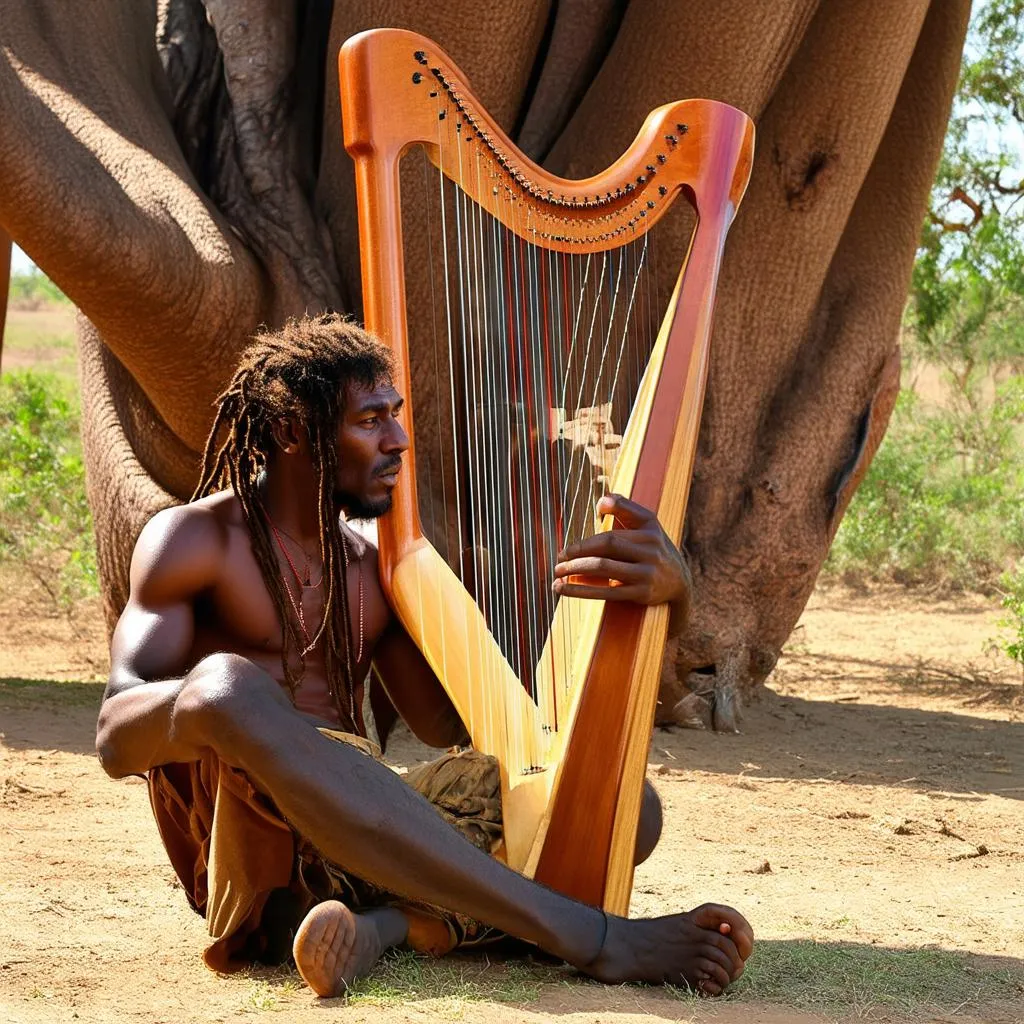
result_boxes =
[340,29,753,915]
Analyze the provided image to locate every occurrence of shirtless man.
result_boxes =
[95,314,753,997]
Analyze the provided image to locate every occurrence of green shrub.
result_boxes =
[998,564,1024,677]
[7,269,69,307]
[0,369,97,604]
[827,379,1024,590]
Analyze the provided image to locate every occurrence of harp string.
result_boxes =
[412,141,657,761]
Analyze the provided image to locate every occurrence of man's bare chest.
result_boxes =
[191,524,387,668]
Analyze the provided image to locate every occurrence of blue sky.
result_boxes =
[11,244,35,274]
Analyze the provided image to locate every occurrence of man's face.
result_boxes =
[333,379,408,519]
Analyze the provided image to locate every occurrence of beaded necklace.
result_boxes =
[268,517,364,664]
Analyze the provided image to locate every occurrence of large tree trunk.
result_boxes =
[0,228,9,370]
[0,0,971,725]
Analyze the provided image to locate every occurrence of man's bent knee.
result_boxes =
[173,653,288,750]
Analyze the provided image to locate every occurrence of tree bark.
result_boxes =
[0,228,9,372]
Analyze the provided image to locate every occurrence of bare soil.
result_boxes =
[1,580,1022,1024]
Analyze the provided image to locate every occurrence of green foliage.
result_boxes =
[7,268,69,307]
[998,563,1024,675]
[827,383,1024,589]
[0,369,97,604]
[908,0,1024,371]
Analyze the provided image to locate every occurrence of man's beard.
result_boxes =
[334,489,393,520]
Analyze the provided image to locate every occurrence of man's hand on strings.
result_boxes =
[552,494,691,631]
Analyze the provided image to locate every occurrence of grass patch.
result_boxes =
[342,949,554,1009]
[2,307,78,384]
[238,976,302,1013]
[0,678,106,708]
[236,941,1023,1018]
[728,939,1024,1015]
[242,951,563,1012]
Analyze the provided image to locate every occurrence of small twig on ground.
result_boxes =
[938,820,967,842]
[949,844,989,862]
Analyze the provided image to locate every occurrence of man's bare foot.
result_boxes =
[581,904,754,996]
[292,901,408,997]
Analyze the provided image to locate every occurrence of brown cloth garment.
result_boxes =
[148,730,503,972]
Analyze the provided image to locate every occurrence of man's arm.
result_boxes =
[370,621,468,749]
[95,504,225,778]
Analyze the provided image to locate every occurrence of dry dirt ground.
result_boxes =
[1,581,1022,1024]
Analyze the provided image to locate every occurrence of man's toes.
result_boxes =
[709,932,743,977]
[693,956,730,992]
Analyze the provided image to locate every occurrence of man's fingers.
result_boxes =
[705,930,743,977]
[551,580,647,602]
[734,922,754,961]
[720,915,753,961]
[557,531,651,564]
[552,556,651,582]
[696,978,723,997]
[596,493,656,528]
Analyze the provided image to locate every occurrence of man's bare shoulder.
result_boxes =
[130,492,239,602]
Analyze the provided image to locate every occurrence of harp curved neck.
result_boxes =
[342,28,753,254]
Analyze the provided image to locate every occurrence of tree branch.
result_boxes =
[0,1,265,450]
[0,226,9,373]
[990,172,1024,195]
[929,184,984,233]
[165,0,343,318]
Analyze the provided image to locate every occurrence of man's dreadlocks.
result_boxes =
[192,313,394,730]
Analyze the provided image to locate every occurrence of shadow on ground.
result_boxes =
[784,647,1023,707]
[0,678,105,755]
[654,686,1023,800]
[3,677,1022,803]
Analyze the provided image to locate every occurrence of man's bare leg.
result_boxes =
[167,654,751,991]
[294,780,662,998]
[634,781,663,866]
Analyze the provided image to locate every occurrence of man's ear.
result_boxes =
[270,416,305,455]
